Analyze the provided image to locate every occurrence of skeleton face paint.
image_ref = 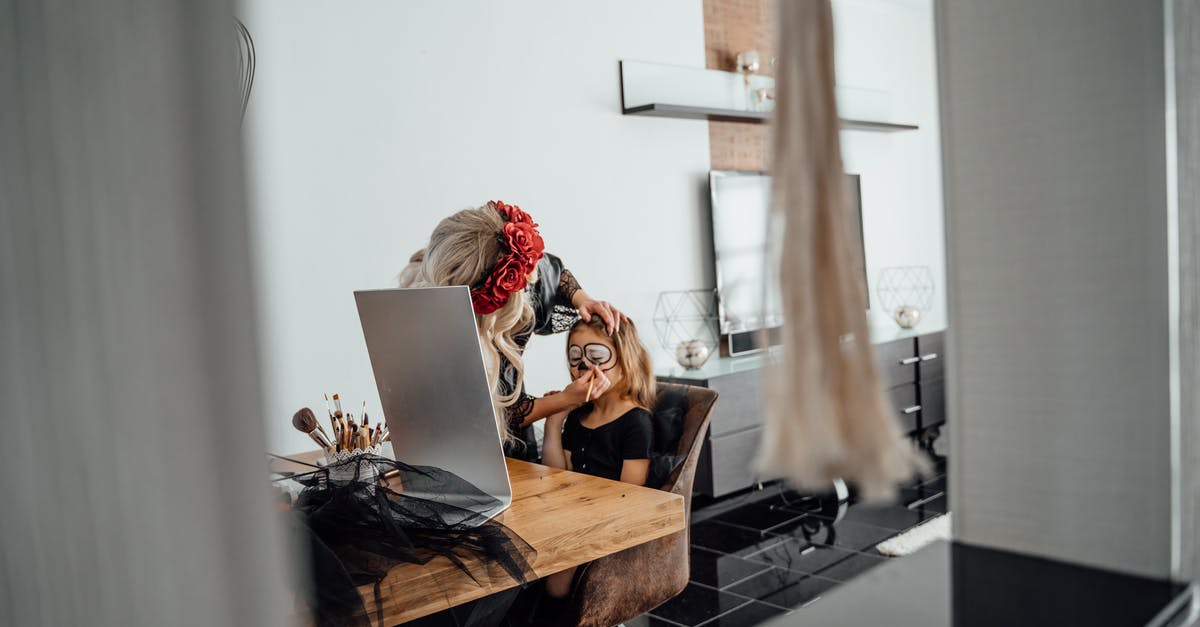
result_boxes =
[567,342,615,372]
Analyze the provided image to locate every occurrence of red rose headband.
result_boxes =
[470,201,546,315]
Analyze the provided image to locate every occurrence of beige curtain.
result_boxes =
[757,0,926,500]
[0,0,293,624]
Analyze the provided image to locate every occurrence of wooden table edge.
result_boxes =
[275,453,688,625]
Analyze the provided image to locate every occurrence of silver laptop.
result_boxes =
[355,286,512,522]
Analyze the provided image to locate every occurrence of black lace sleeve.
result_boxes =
[505,394,535,430]
[557,267,582,305]
[528,253,581,336]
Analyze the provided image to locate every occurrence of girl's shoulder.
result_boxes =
[617,406,653,429]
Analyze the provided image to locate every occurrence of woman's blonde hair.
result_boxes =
[570,317,656,411]
[397,202,536,443]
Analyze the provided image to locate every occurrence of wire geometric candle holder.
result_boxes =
[652,289,720,369]
[876,266,935,329]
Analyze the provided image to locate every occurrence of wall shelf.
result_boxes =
[619,60,919,132]
[622,102,919,132]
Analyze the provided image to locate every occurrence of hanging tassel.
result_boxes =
[757,0,929,501]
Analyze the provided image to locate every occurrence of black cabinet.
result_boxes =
[661,330,947,498]
[878,330,946,437]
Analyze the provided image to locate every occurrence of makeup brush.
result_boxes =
[324,393,338,430]
[361,401,368,427]
[292,408,333,451]
[307,403,332,444]
[333,393,343,416]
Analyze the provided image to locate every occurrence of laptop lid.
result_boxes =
[354,286,512,520]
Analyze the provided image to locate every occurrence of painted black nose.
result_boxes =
[576,361,589,372]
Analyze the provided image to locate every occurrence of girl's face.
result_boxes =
[567,325,623,391]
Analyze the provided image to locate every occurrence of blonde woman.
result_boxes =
[398,200,628,460]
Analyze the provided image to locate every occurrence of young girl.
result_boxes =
[539,316,657,601]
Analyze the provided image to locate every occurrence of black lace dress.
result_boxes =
[500,252,581,461]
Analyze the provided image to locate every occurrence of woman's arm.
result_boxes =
[512,366,612,428]
[554,260,628,335]
[541,411,570,470]
[619,459,650,485]
[569,286,629,335]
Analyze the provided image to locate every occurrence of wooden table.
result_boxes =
[275,452,686,625]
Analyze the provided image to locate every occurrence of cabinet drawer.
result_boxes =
[706,369,765,437]
[887,384,921,434]
[705,427,766,497]
[876,338,919,389]
[917,333,945,382]
[920,378,946,428]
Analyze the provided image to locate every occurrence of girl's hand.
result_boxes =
[545,409,569,427]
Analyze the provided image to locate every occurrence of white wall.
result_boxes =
[242,0,945,454]
[241,1,711,453]
[834,0,947,333]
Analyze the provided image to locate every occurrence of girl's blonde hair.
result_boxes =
[397,202,536,443]
[570,317,656,411]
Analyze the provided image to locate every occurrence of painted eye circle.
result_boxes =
[567,345,584,367]
[584,343,613,366]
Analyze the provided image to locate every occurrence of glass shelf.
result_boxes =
[619,60,918,131]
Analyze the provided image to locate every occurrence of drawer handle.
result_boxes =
[920,353,940,362]
[902,405,922,415]
[899,356,921,365]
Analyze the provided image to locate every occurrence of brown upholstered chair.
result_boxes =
[560,382,718,627]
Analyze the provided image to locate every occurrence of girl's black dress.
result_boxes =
[560,405,653,481]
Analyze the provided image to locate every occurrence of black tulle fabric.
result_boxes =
[284,455,536,627]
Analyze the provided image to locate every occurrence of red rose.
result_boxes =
[503,221,545,270]
[471,281,507,315]
[491,255,528,295]
[494,200,536,227]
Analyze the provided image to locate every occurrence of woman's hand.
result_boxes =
[573,295,628,335]
[563,365,611,406]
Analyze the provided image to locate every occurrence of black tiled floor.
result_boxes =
[647,582,752,626]
[698,600,789,626]
[728,567,840,609]
[689,520,785,557]
[801,501,938,531]
[768,516,898,553]
[813,551,887,582]
[634,454,951,627]
[713,503,805,532]
[745,538,869,576]
[688,547,773,590]
[626,615,685,627]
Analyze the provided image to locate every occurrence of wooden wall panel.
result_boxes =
[703,0,776,171]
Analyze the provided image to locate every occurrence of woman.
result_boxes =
[398,200,628,461]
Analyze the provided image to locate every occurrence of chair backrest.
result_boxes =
[653,382,718,512]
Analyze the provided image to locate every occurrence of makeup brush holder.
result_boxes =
[321,446,384,485]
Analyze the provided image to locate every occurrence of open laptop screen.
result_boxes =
[354,286,512,518]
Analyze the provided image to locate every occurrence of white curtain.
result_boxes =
[0,0,292,624]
